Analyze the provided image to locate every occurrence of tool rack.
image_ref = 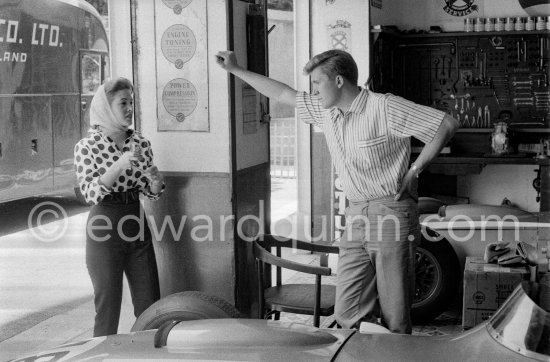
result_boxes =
[372,29,549,152]
[371,28,550,211]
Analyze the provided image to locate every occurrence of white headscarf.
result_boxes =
[89,83,129,134]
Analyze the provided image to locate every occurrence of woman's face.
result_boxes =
[110,89,134,128]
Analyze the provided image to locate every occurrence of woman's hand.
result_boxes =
[144,165,164,193]
[115,151,139,171]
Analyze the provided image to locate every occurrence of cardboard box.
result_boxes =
[462,256,529,329]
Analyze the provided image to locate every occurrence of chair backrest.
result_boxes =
[258,234,339,254]
[254,234,339,285]
[252,240,332,276]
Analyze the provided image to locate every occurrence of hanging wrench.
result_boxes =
[446,57,453,78]
[478,107,483,127]
[460,98,465,114]
[484,105,491,127]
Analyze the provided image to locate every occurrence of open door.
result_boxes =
[230,0,272,316]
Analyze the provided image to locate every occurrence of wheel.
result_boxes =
[131,291,242,332]
[411,235,460,323]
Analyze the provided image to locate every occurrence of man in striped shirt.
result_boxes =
[216,49,458,334]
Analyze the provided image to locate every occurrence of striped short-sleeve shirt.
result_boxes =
[296,88,445,201]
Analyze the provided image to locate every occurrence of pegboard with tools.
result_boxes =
[371,30,550,131]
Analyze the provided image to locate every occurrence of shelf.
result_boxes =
[509,128,550,133]
[371,28,550,38]
[457,128,493,133]
[431,155,550,165]
[457,128,550,133]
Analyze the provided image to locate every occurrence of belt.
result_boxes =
[348,193,416,206]
[348,195,398,206]
[101,189,140,204]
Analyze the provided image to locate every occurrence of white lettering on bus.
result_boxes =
[6,20,18,43]
[2,52,27,62]
[0,19,20,43]
[0,20,62,46]
[49,25,59,46]
[32,23,49,45]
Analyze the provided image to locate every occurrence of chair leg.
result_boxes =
[265,310,278,321]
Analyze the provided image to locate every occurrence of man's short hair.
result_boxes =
[303,49,358,85]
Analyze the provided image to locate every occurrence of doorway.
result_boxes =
[267,1,298,239]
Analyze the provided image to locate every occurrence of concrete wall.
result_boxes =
[311,0,370,84]
[128,0,271,311]
[135,1,231,174]
[130,0,237,302]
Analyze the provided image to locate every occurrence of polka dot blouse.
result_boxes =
[74,128,165,205]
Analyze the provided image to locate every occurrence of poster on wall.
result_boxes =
[326,20,351,51]
[155,0,209,132]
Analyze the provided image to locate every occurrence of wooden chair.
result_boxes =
[252,234,339,327]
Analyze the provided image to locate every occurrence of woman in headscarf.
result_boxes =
[74,77,164,337]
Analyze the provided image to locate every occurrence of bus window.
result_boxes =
[81,53,102,94]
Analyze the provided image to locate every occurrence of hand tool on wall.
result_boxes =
[493,88,501,106]
[484,105,491,127]
[434,57,440,80]
[478,107,483,127]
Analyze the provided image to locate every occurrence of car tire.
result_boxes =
[411,235,460,323]
[131,291,242,332]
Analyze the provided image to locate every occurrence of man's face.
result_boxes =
[311,67,339,109]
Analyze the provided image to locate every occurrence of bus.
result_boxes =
[0,0,109,203]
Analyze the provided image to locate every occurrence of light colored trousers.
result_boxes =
[334,195,419,334]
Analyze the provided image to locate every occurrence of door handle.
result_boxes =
[31,139,38,155]
[81,100,88,111]
[260,102,270,124]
